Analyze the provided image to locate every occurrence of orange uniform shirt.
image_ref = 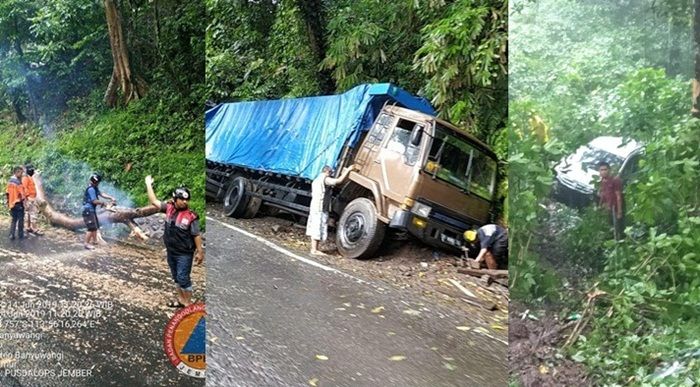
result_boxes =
[22,176,37,199]
[6,177,25,208]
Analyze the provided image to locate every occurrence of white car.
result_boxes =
[553,136,643,207]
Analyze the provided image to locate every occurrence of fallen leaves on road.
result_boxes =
[371,306,385,314]
[388,355,406,361]
[309,377,319,386]
[491,323,506,331]
[456,326,470,331]
[315,355,329,361]
[402,309,421,316]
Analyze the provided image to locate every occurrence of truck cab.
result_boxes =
[334,105,498,258]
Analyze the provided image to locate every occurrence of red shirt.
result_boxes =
[599,176,622,210]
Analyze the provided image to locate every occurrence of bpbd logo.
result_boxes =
[163,303,206,378]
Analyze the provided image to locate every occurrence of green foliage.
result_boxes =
[0,0,204,227]
[55,95,205,219]
[508,100,566,300]
[0,0,204,123]
[414,0,507,135]
[512,0,699,383]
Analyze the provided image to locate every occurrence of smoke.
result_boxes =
[35,153,138,238]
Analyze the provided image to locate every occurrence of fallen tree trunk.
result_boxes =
[34,174,159,233]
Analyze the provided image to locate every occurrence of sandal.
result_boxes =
[167,300,186,308]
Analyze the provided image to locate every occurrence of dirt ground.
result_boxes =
[207,204,509,338]
[508,303,591,386]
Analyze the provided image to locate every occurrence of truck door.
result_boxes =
[376,118,423,201]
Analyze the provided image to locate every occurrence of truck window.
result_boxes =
[425,124,496,198]
[385,119,421,166]
[368,113,393,145]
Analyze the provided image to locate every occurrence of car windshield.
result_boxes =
[580,147,624,171]
[424,124,497,199]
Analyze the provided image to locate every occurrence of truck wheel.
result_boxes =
[336,198,386,260]
[242,195,261,218]
[223,177,251,217]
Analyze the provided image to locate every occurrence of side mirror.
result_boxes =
[410,126,423,146]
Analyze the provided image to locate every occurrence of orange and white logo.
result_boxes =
[163,303,206,378]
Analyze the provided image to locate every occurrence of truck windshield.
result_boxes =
[424,124,497,199]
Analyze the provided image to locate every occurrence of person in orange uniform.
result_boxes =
[6,166,26,240]
[22,164,42,235]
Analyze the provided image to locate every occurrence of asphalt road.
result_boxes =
[207,217,507,386]
[0,219,205,387]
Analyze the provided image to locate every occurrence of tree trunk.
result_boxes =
[11,97,26,123]
[103,0,147,107]
[294,0,335,93]
[34,174,159,236]
[692,0,700,117]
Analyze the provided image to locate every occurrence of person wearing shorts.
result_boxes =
[22,164,42,235]
[82,173,116,250]
[306,165,354,255]
[145,175,203,307]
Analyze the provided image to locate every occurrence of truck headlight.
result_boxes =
[411,202,432,218]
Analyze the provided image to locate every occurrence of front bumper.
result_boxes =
[390,209,467,252]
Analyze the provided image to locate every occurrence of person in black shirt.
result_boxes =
[145,175,203,307]
[464,224,508,270]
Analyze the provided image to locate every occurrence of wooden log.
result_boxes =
[458,268,509,279]
[33,173,159,231]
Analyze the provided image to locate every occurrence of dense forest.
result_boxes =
[0,0,205,218]
[206,0,508,202]
[510,0,699,384]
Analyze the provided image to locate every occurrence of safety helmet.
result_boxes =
[172,187,191,200]
[464,230,477,243]
[90,173,102,184]
[25,164,35,176]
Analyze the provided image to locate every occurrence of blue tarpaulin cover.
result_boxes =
[205,83,435,180]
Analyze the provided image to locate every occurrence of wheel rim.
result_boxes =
[225,186,240,207]
[344,212,366,243]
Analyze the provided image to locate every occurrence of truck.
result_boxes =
[206,83,499,259]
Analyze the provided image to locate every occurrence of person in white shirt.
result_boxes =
[306,165,354,255]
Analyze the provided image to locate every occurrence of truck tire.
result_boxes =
[336,198,386,260]
[223,176,251,217]
[242,195,261,218]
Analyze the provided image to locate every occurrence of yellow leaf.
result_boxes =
[371,306,385,314]
[490,324,506,331]
[315,355,328,361]
[309,378,319,386]
[456,326,470,331]
[539,364,549,374]
[388,355,406,361]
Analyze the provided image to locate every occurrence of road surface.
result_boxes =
[0,219,205,386]
[207,216,507,386]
